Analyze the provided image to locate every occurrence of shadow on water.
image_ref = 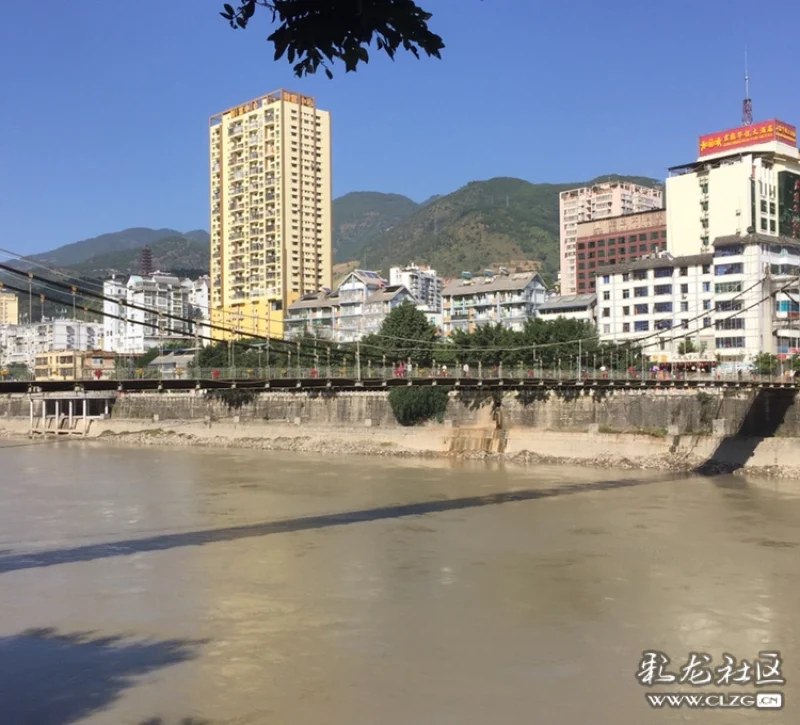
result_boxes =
[0,628,206,725]
[0,472,688,574]
[695,388,797,475]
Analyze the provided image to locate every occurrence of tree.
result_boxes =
[361,301,437,366]
[219,0,445,78]
[752,352,778,375]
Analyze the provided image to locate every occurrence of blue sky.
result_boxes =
[1,0,798,253]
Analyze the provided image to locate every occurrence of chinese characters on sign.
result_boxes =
[636,650,785,688]
[698,119,797,157]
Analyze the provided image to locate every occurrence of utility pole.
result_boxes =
[28,274,32,324]
[578,338,582,379]
[356,339,361,381]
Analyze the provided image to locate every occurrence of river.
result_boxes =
[0,440,798,724]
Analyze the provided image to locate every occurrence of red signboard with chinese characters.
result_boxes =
[698,119,797,157]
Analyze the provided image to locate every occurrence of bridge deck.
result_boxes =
[1,376,798,394]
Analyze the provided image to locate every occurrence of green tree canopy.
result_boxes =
[220,0,445,77]
[360,301,438,365]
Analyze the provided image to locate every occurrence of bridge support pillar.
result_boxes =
[713,419,728,437]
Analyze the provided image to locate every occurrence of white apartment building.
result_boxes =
[595,254,715,359]
[389,264,443,312]
[285,270,416,342]
[667,118,800,257]
[595,234,800,364]
[537,293,597,325]
[334,270,387,343]
[103,274,195,355]
[559,181,662,296]
[0,320,102,369]
[189,276,211,345]
[209,89,332,341]
[441,272,547,336]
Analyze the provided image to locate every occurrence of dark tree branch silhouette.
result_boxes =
[219,0,445,78]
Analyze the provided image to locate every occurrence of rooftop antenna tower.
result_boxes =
[742,48,753,126]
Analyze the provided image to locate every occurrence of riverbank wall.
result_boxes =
[1,387,799,476]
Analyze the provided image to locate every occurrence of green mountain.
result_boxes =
[353,175,661,282]
[28,227,206,267]
[66,235,209,279]
[332,191,418,262]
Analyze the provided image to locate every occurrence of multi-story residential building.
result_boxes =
[0,320,102,370]
[389,264,442,312]
[189,276,211,345]
[285,290,339,340]
[285,270,418,343]
[667,119,800,257]
[595,254,715,358]
[441,272,547,336]
[209,89,332,341]
[334,270,387,343]
[103,274,194,355]
[34,350,116,381]
[559,181,663,296]
[361,285,416,337]
[0,291,19,325]
[574,209,667,293]
[537,293,597,325]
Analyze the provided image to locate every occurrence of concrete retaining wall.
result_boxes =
[3,386,800,438]
[105,387,800,438]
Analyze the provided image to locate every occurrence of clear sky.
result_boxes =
[1,0,798,254]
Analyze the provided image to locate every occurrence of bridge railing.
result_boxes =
[3,365,800,384]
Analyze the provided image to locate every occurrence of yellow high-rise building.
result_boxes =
[209,89,332,341]
[0,291,19,324]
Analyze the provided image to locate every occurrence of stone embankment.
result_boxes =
[3,386,800,478]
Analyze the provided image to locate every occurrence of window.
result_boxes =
[654,267,672,278]
[602,275,610,284]
[761,199,767,213]
[653,284,672,295]
[715,318,745,330]
[661,230,667,238]
[702,264,711,274]
[603,324,611,334]
[634,286,649,297]
[715,263,743,275]
[703,317,712,328]
[717,300,743,312]
[761,218,768,231]
[703,299,711,310]
[655,319,672,330]
[650,232,660,240]
[602,291,610,300]
[622,322,630,333]
[715,281,742,293]
[638,233,646,241]
[680,301,689,312]
[622,273,630,282]
[715,245,743,256]
[634,320,649,332]
[622,289,630,299]
[602,307,610,317]
[622,306,630,316]
[715,337,745,348]
[628,235,637,242]
[633,269,648,280]
[634,303,648,314]
[770,202,776,215]
[639,244,647,252]
[680,284,689,294]
[770,220,776,232]
[597,239,605,247]
[654,301,673,313]
[680,267,688,276]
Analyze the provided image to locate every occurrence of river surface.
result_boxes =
[0,440,799,724]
